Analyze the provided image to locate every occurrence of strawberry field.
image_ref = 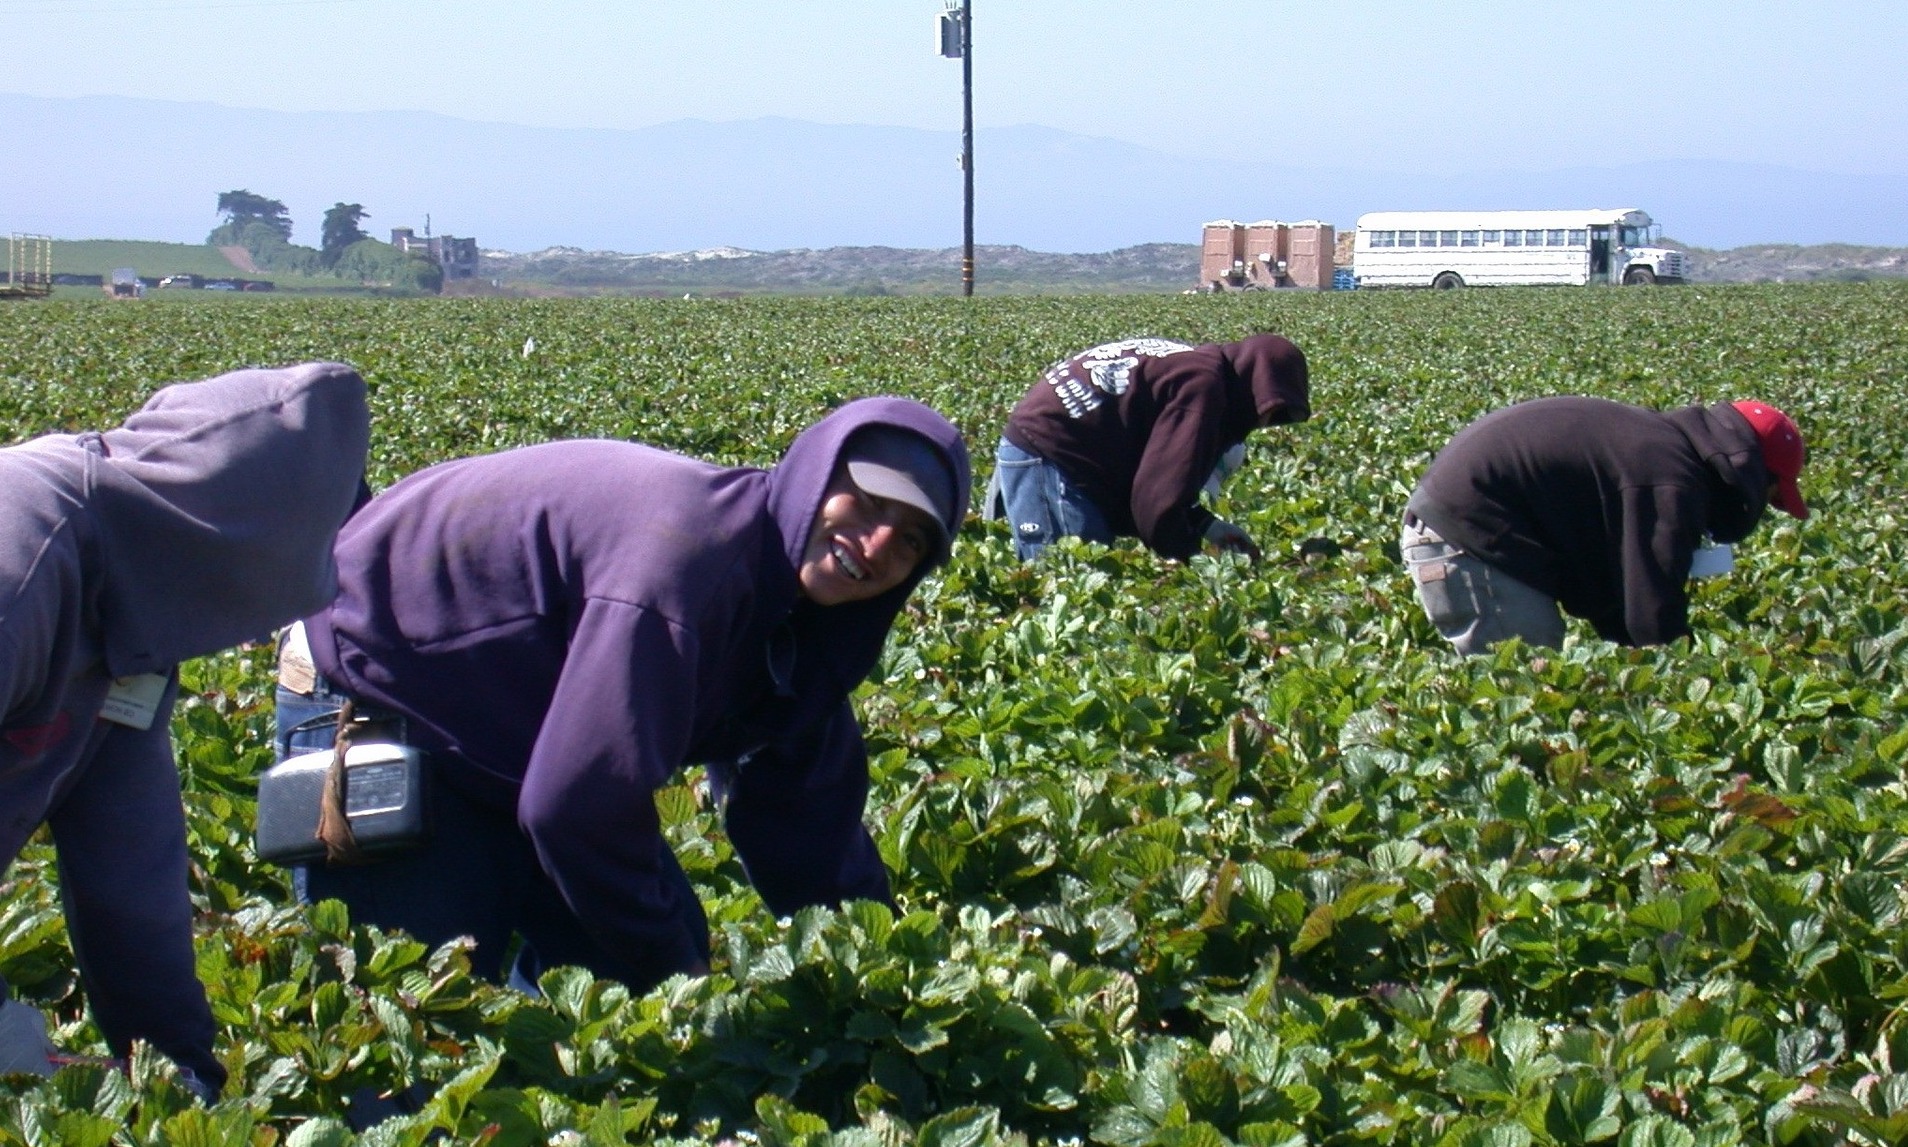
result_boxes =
[2,282,1907,1146]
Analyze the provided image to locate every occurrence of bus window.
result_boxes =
[1370,230,1394,248]
[1440,230,1459,246]
[1546,230,1566,246]
[1525,230,1544,246]
[1482,230,1500,243]
[1460,231,1479,246]
[1504,231,1522,247]
[1398,231,1416,247]
[1419,231,1437,247]
[1568,229,1587,246]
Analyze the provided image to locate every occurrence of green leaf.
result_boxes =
[917,1106,1006,1147]
[35,1112,121,1147]
[1159,1122,1233,1147]
[1290,904,1334,954]
[309,897,352,938]
[1543,1071,1621,1144]
[421,1053,503,1125]
[1618,1116,1697,1147]
[755,1093,831,1139]
[504,1004,574,1044]
[848,898,897,944]
[1446,1060,1515,1102]
[286,1117,356,1147]
[1628,897,1683,933]
[542,964,597,1018]
[897,1020,951,1053]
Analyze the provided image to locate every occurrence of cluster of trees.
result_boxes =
[208,191,443,293]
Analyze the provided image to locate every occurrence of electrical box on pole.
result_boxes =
[937,9,964,57]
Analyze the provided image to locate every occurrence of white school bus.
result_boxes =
[1351,208,1686,289]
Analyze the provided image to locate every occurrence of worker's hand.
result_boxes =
[1203,518,1262,562]
[0,998,56,1078]
[175,1067,217,1104]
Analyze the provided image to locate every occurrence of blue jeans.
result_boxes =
[1400,513,1565,655]
[273,665,706,993]
[992,438,1115,560]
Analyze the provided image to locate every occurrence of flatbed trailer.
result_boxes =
[2,234,54,300]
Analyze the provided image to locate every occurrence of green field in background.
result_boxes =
[25,238,353,288]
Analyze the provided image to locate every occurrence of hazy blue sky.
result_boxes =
[2,0,1902,176]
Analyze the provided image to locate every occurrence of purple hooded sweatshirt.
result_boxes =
[304,396,970,984]
[1002,334,1311,559]
[0,362,371,1090]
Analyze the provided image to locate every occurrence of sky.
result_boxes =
[2,0,1902,178]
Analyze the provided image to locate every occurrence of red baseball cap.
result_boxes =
[1731,400,1808,519]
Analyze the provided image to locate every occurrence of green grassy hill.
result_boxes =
[48,239,246,278]
[44,239,343,288]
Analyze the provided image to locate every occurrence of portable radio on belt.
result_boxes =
[256,741,429,865]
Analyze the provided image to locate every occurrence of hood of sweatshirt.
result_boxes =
[72,362,369,676]
[764,396,970,695]
[1220,334,1312,436]
[1666,400,1770,544]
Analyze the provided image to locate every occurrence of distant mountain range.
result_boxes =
[5,92,1905,255]
[473,240,1908,296]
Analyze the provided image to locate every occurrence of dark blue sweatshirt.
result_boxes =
[0,363,371,1090]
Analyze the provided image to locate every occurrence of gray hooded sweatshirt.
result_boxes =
[0,362,370,1090]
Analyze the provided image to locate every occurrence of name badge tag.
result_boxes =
[277,621,316,695]
[99,674,170,730]
[1688,543,1735,579]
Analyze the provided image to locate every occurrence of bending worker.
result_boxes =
[0,363,370,1093]
[274,397,970,994]
[991,334,1312,561]
[1401,396,1809,653]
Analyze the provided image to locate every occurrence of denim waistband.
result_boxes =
[277,662,407,745]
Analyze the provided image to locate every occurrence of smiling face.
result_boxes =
[798,464,939,606]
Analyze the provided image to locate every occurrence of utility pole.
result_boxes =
[938,0,974,296]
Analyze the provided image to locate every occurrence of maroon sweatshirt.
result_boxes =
[1001,334,1310,558]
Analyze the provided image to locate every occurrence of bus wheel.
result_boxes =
[1432,272,1464,289]
[1623,266,1656,286]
